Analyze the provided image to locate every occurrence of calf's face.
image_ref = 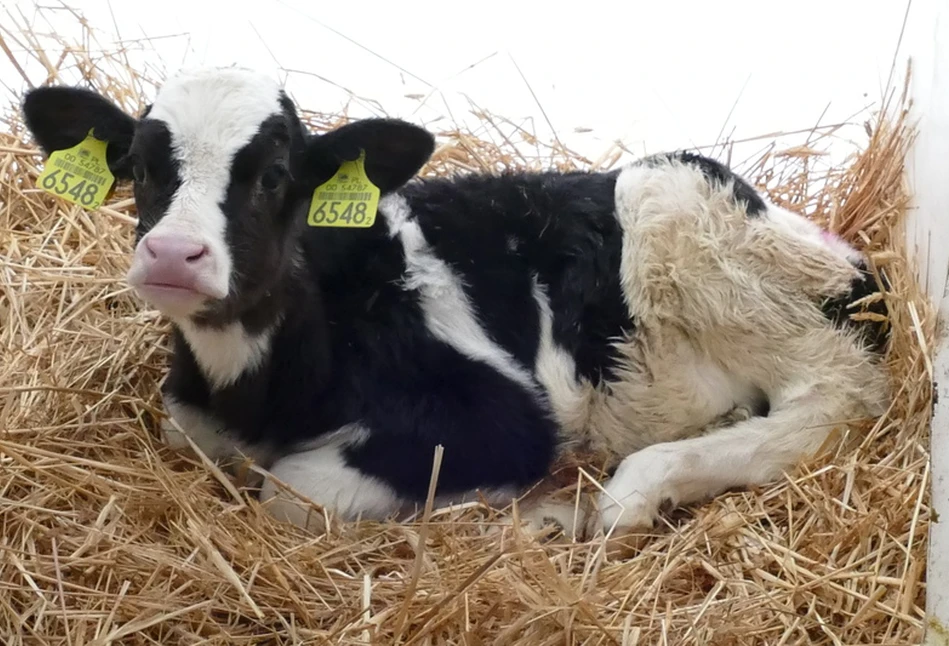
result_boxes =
[23,68,306,322]
[128,73,306,323]
[22,68,436,325]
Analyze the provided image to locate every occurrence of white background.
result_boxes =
[1,0,910,165]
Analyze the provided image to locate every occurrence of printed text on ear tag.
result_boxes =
[308,150,380,228]
[36,129,115,210]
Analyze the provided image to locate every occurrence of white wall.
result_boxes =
[902,0,949,642]
[905,0,949,304]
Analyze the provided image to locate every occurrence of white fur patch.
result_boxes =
[380,194,540,396]
[611,160,713,319]
[260,424,402,528]
[683,349,759,423]
[531,277,587,431]
[614,161,711,224]
[178,320,273,390]
[765,205,864,264]
[140,67,285,304]
[599,442,681,531]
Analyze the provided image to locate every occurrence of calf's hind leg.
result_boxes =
[597,380,847,531]
[596,155,890,534]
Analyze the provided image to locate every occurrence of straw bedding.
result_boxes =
[0,13,933,646]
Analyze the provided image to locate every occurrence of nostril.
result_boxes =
[144,238,160,259]
[185,246,210,263]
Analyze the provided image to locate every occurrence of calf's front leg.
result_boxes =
[259,425,405,532]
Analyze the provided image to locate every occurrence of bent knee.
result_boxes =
[260,447,403,528]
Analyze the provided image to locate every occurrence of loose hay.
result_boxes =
[0,11,932,646]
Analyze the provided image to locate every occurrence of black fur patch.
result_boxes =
[402,169,633,384]
[820,261,890,354]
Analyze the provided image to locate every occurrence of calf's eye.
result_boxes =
[260,164,288,191]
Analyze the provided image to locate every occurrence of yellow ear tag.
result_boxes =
[308,150,380,228]
[36,129,115,210]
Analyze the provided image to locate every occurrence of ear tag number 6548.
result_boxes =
[308,150,380,228]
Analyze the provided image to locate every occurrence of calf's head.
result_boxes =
[22,67,435,325]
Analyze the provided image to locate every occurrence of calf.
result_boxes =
[22,67,890,535]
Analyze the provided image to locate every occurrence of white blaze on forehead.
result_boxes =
[142,67,286,298]
[147,67,285,160]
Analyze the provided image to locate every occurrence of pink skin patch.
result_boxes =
[818,228,864,264]
[821,230,841,245]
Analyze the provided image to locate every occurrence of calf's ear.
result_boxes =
[303,118,435,194]
[22,86,138,179]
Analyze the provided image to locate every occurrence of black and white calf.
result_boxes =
[22,67,890,535]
